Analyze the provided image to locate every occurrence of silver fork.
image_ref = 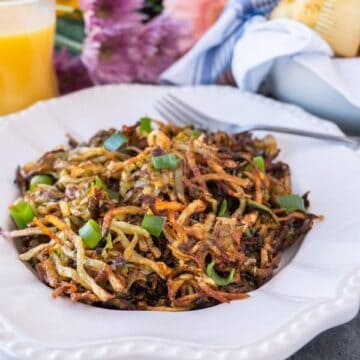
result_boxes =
[154,94,360,150]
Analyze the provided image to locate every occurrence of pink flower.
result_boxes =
[81,27,140,84]
[164,0,228,50]
[137,15,184,83]
[81,15,185,85]
[80,0,144,32]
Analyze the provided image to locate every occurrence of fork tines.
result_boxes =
[155,94,213,129]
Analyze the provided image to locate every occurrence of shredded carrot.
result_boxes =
[155,199,185,212]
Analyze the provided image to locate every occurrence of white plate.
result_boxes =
[1,85,360,360]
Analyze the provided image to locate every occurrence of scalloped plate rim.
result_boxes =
[0,84,359,360]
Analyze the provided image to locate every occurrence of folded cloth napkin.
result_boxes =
[161,0,360,109]
[161,0,278,84]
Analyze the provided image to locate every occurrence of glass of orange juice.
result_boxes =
[0,0,58,116]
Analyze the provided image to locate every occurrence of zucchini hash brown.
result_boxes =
[4,119,320,311]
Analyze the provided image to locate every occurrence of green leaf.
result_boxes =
[56,16,85,43]
[55,16,85,55]
[55,34,83,54]
[278,194,305,212]
[206,261,235,286]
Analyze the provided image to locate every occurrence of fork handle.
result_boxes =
[240,125,359,150]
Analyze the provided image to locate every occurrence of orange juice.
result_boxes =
[0,2,58,115]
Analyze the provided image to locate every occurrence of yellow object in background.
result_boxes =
[271,0,325,28]
[271,0,360,57]
[57,0,78,7]
[56,0,80,15]
[0,1,58,116]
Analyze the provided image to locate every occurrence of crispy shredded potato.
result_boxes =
[5,120,320,311]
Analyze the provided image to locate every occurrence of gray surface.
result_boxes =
[290,311,360,359]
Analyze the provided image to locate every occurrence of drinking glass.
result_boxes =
[0,0,58,115]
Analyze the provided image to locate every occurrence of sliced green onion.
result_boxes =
[103,133,128,151]
[247,199,279,225]
[151,153,178,170]
[278,194,305,212]
[79,219,102,249]
[139,117,152,134]
[206,261,235,286]
[29,175,54,191]
[141,214,166,237]
[253,156,265,172]
[245,156,265,172]
[9,200,35,229]
[218,200,228,217]
[94,175,105,188]
[191,129,202,138]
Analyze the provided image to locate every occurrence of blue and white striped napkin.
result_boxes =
[161,0,360,110]
[160,0,278,85]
